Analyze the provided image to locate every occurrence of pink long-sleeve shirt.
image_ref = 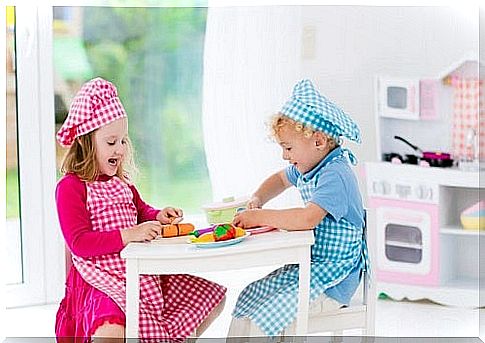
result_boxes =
[56,173,160,258]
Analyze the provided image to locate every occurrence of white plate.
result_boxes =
[188,232,251,249]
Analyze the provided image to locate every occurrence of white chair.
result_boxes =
[286,263,375,338]
[284,210,375,337]
[228,212,376,340]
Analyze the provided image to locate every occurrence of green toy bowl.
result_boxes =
[202,196,249,224]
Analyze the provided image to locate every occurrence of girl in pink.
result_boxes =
[55,77,226,342]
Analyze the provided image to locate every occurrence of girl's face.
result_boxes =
[276,123,329,174]
[94,118,129,176]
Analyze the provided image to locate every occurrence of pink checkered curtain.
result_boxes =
[451,77,481,160]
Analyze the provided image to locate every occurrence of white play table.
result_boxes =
[121,229,314,339]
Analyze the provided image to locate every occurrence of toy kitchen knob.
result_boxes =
[415,185,431,200]
[372,181,382,194]
[373,181,391,195]
[383,181,391,195]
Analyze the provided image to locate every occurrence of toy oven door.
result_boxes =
[373,199,439,286]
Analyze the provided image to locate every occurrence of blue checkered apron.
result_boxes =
[232,152,368,336]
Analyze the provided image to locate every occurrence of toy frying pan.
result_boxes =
[394,136,453,167]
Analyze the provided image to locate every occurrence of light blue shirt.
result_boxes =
[286,146,364,228]
[285,146,364,305]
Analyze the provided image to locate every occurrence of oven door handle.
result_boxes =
[385,240,422,249]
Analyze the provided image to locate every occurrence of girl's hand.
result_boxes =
[233,209,262,228]
[121,221,162,245]
[247,195,263,209]
[157,206,184,224]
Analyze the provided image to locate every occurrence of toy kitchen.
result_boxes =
[365,57,484,308]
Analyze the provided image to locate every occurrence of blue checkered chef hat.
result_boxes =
[280,79,362,144]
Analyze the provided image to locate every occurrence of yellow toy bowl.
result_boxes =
[460,215,485,231]
[460,201,485,231]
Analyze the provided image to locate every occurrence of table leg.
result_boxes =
[125,258,139,340]
[295,248,310,335]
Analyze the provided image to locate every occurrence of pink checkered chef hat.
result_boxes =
[56,77,127,147]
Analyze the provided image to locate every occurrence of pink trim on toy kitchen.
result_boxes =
[369,197,440,286]
[419,79,439,120]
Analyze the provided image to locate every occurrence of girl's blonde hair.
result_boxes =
[60,130,137,183]
[269,113,340,149]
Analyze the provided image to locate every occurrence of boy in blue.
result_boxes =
[229,79,368,337]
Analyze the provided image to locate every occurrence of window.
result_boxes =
[5,6,63,307]
[53,6,212,215]
[6,6,22,286]
[5,4,211,308]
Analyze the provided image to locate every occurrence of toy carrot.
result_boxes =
[162,224,178,238]
[161,223,195,238]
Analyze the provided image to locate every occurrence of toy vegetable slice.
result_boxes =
[235,227,246,237]
[178,223,195,236]
[161,223,195,237]
[189,226,215,238]
[191,232,216,243]
[213,223,236,241]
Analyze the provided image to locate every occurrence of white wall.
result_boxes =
[300,5,479,166]
[203,5,478,208]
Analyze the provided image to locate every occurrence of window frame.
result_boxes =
[6,5,64,307]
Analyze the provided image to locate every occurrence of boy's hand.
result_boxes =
[157,207,184,224]
[247,196,263,209]
[121,221,162,244]
[233,209,262,228]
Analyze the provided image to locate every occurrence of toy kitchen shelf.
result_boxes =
[366,161,483,308]
[367,58,482,308]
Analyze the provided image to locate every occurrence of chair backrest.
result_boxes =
[362,208,375,335]
[358,209,374,329]
[362,209,369,305]
[305,208,375,336]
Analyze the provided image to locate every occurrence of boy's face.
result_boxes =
[94,117,129,176]
[276,123,328,174]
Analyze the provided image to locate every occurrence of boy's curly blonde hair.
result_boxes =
[269,113,340,149]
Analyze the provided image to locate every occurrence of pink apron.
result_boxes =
[72,177,226,340]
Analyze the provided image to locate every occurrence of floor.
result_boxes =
[2,267,484,340]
